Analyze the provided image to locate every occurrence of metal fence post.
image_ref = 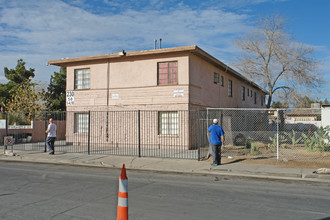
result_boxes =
[197,110,200,161]
[138,110,141,157]
[44,112,47,152]
[276,109,279,160]
[88,111,91,155]
[5,112,8,137]
[206,108,209,136]
[5,112,8,150]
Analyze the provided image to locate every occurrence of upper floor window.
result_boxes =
[247,88,250,97]
[242,86,245,101]
[228,80,232,97]
[220,76,224,86]
[254,92,257,104]
[214,72,219,84]
[261,95,264,106]
[74,68,90,89]
[158,61,178,85]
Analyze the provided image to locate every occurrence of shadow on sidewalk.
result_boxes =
[250,156,276,160]
[222,158,246,165]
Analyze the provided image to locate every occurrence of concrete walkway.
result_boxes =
[1,150,329,183]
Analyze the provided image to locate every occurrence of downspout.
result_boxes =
[221,65,228,108]
[219,80,221,107]
[106,58,110,141]
[107,58,110,107]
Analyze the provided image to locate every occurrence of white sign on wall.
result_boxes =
[112,93,119,99]
[173,89,184,97]
[66,91,74,105]
[0,119,6,129]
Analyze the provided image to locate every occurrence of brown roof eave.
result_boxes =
[48,45,198,67]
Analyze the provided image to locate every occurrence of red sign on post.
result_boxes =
[4,136,13,146]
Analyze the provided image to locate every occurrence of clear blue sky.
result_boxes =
[0,0,329,101]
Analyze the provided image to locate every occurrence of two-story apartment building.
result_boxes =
[49,45,266,110]
[48,45,267,152]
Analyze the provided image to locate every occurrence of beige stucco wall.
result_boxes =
[66,61,108,90]
[65,53,193,148]
[189,54,265,109]
[66,61,108,110]
[66,53,190,111]
[66,52,265,111]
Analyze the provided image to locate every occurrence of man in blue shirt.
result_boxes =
[208,119,225,166]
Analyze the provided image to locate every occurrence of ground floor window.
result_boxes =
[74,113,89,133]
[158,111,178,135]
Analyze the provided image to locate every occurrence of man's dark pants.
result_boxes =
[210,143,222,165]
[46,137,56,153]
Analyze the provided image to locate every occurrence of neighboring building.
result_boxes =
[285,109,321,122]
[321,104,330,128]
[48,45,267,149]
[285,104,322,123]
[281,105,323,134]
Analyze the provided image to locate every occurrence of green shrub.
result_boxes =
[284,129,302,146]
[8,113,30,125]
[302,126,330,152]
[269,133,287,149]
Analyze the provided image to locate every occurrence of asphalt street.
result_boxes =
[0,161,329,220]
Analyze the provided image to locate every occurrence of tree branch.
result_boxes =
[272,86,291,93]
[271,66,286,89]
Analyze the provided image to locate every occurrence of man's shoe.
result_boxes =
[49,152,54,155]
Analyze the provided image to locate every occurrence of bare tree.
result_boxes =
[234,14,321,108]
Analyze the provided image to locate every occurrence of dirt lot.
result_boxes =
[202,144,330,169]
[215,156,330,169]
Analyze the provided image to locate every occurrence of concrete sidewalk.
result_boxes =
[1,150,329,183]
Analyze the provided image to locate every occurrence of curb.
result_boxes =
[1,156,329,183]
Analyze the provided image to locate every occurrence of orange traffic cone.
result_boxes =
[117,164,128,220]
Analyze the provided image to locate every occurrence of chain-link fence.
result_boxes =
[203,108,330,163]
[0,109,329,162]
